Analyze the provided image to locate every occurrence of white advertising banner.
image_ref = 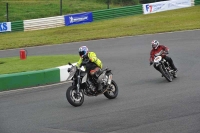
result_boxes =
[0,22,11,32]
[143,0,192,14]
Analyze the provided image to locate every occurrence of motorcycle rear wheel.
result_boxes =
[66,86,84,107]
[104,80,118,99]
[159,65,172,82]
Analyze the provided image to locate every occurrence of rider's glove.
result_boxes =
[150,62,153,66]
[162,51,168,55]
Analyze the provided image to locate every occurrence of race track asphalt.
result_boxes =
[0,30,200,133]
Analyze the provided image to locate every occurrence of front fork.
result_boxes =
[108,74,112,85]
[161,63,166,71]
[106,73,113,91]
[75,70,81,95]
[77,76,80,92]
[161,62,172,73]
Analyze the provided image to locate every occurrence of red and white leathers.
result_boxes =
[149,45,169,63]
[149,44,177,71]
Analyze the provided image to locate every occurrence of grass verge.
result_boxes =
[0,0,119,22]
[1,6,200,50]
[0,55,79,74]
[0,6,200,75]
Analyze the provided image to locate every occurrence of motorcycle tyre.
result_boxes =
[104,80,118,99]
[66,86,84,107]
[159,65,172,82]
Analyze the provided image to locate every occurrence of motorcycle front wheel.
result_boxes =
[159,65,172,82]
[66,86,84,107]
[104,80,118,99]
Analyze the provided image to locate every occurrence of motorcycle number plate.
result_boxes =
[154,56,162,63]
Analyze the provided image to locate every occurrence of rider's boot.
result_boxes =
[169,61,178,73]
[174,68,178,73]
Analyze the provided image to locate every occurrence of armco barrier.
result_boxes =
[0,68,60,91]
[11,20,24,32]
[0,63,82,92]
[92,4,143,21]
[24,16,65,31]
[195,0,200,5]
[5,2,197,32]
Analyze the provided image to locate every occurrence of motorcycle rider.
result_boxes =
[149,40,178,74]
[76,46,103,92]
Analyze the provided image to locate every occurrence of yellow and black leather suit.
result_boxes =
[76,52,102,72]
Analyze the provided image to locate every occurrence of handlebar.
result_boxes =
[162,51,168,55]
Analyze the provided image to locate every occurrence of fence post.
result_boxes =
[60,0,62,15]
[6,3,9,22]
[107,0,110,9]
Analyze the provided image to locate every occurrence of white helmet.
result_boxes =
[78,46,89,57]
[151,40,159,49]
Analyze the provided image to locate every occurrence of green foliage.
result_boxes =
[0,0,129,22]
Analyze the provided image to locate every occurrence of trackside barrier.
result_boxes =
[11,21,24,32]
[0,68,60,91]
[0,22,11,32]
[191,0,195,5]
[92,5,143,21]
[24,16,65,31]
[64,12,93,26]
[3,2,198,33]
[0,63,84,91]
[56,63,85,82]
[57,65,72,82]
[195,0,200,5]
[142,0,192,14]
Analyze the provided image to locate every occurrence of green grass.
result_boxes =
[1,6,200,50]
[0,55,79,74]
[0,6,200,75]
[0,0,120,22]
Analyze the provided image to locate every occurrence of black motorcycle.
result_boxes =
[66,62,118,107]
[153,55,177,82]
